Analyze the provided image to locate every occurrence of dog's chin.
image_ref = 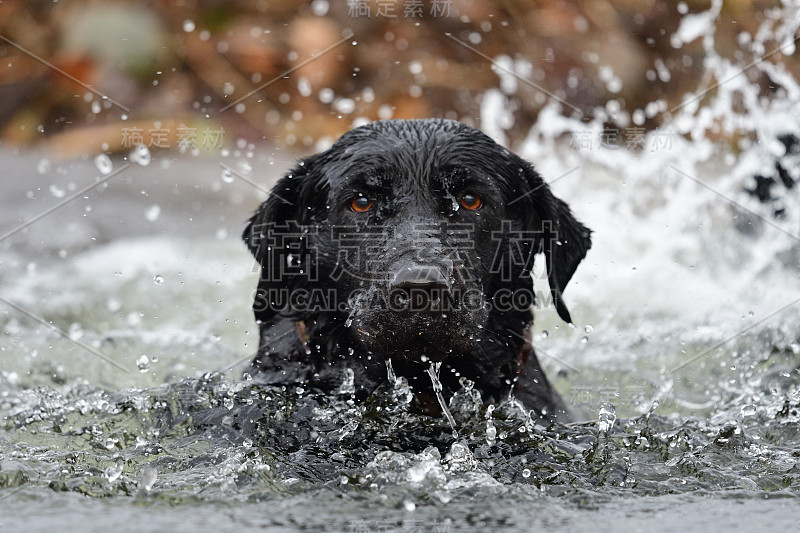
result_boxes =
[352,310,485,363]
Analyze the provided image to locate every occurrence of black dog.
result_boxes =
[242,119,591,421]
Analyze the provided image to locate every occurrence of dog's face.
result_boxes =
[244,119,590,368]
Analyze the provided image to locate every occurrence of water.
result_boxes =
[3,5,800,531]
[426,361,459,437]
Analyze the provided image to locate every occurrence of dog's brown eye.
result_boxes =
[460,193,483,210]
[350,195,373,213]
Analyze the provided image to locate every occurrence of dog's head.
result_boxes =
[244,119,591,365]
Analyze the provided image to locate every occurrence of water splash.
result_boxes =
[448,377,483,422]
[386,358,396,382]
[598,402,617,435]
[444,441,476,472]
[138,465,157,493]
[104,459,123,482]
[337,368,355,396]
[426,361,458,437]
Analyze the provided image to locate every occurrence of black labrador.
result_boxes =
[242,119,591,421]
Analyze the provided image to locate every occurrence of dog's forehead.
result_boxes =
[323,120,515,189]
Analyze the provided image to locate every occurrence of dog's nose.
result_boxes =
[391,265,450,290]
[390,265,450,310]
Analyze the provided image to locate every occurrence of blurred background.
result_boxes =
[1,0,795,156]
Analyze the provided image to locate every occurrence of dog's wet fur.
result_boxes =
[243,119,591,421]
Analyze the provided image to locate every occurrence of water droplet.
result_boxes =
[106,298,121,312]
[37,159,51,175]
[91,100,101,114]
[145,205,161,222]
[105,460,123,482]
[221,168,234,183]
[297,77,312,97]
[68,322,83,341]
[522,468,531,478]
[334,98,355,114]
[94,154,113,175]
[183,19,195,32]
[237,160,252,174]
[338,368,355,395]
[136,355,150,373]
[443,191,460,211]
[485,419,497,444]
[598,402,617,433]
[403,500,416,512]
[130,144,151,166]
[153,275,164,285]
[740,404,756,417]
[319,87,335,104]
[310,0,329,16]
[584,324,593,334]
[49,184,65,198]
[139,465,157,492]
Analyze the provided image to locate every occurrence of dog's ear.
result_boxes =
[519,163,591,324]
[243,158,317,323]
